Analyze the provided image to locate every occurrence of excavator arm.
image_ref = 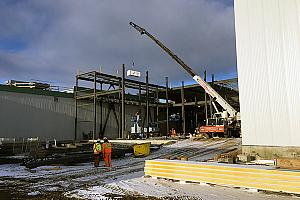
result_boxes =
[129,21,237,117]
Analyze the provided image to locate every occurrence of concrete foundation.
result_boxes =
[242,145,300,160]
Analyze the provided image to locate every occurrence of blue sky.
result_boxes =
[0,0,236,88]
[0,37,26,52]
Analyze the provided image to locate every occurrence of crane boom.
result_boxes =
[129,21,237,117]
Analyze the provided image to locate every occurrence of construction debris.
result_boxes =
[237,154,253,163]
[22,145,128,169]
[248,159,275,166]
[276,158,300,170]
[214,148,241,164]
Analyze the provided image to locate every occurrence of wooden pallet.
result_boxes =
[144,159,300,194]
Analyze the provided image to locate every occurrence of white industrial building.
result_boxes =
[0,85,150,141]
[235,0,300,158]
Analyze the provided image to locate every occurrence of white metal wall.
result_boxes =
[234,0,300,146]
[0,90,155,141]
[0,91,75,141]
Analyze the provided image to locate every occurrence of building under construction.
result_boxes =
[2,1,300,198]
[0,68,239,142]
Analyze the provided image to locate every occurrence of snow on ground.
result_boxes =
[0,162,95,179]
[66,175,299,200]
[2,138,296,199]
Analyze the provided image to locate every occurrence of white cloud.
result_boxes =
[0,0,236,87]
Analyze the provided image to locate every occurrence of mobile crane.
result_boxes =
[129,22,240,137]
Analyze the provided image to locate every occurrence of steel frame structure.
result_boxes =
[74,67,166,140]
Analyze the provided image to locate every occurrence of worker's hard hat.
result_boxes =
[103,137,107,140]
[97,138,101,142]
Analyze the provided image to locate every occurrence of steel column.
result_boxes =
[195,96,198,128]
[156,87,159,129]
[139,84,141,114]
[74,76,78,141]
[100,83,103,139]
[93,71,97,140]
[146,71,149,136]
[166,77,169,136]
[118,80,122,138]
[181,81,185,135]
[121,64,125,139]
[211,74,214,117]
[204,70,208,122]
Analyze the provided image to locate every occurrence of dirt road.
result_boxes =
[1,138,295,199]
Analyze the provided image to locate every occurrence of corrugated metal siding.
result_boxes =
[235,0,300,146]
[0,91,75,141]
[0,91,154,141]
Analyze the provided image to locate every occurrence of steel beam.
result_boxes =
[146,71,149,136]
[74,76,78,141]
[204,70,208,121]
[121,64,125,139]
[166,77,169,136]
[181,81,185,135]
[156,87,159,129]
[75,89,121,100]
[93,71,97,140]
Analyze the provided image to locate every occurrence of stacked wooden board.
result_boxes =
[144,159,300,194]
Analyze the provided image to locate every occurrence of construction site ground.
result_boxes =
[0,138,298,200]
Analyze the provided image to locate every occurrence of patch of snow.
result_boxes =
[27,191,41,196]
[66,185,123,200]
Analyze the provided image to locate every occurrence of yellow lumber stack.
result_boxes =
[144,159,300,194]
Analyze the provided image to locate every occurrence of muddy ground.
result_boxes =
[1,139,296,200]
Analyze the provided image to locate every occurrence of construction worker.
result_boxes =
[93,139,102,167]
[171,128,176,137]
[102,137,112,167]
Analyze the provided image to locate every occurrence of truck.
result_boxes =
[129,22,241,138]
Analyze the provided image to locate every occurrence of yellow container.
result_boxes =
[133,142,151,157]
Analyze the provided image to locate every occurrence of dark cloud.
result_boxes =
[0,0,236,88]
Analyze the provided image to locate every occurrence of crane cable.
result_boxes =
[129,25,135,70]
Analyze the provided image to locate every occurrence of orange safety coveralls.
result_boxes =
[102,142,112,167]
